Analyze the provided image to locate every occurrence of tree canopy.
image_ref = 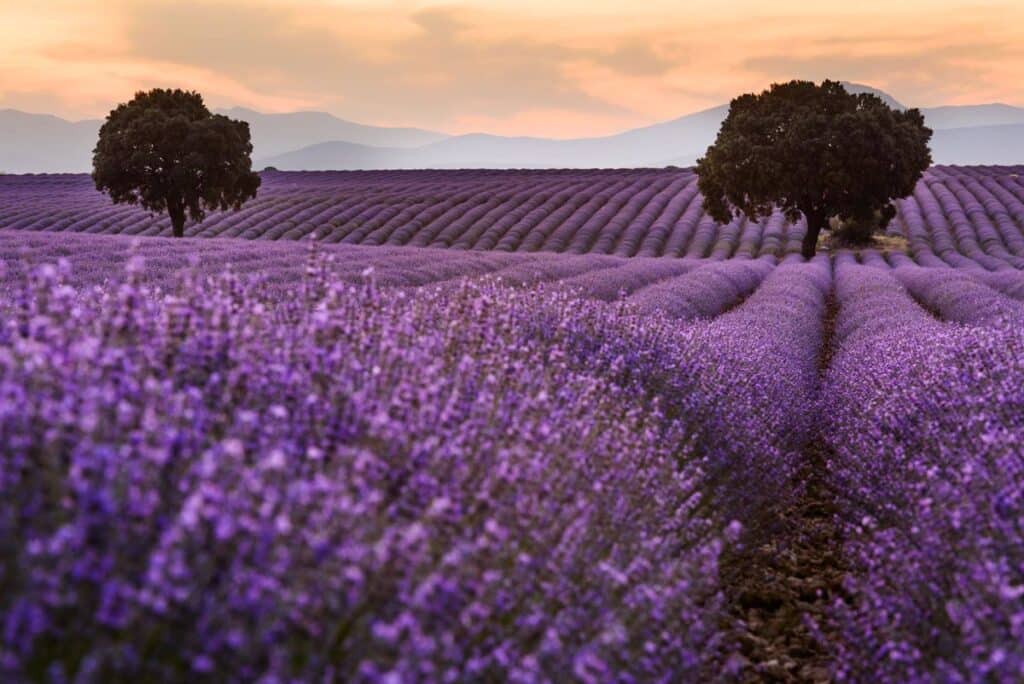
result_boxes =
[696,80,932,258]
[93,88,261,238]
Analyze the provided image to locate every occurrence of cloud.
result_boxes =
[741,38,1022,105]
[410,7,467,37]
[117,1,669,130]
[595,39,678,76]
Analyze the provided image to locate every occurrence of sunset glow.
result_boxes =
[3,0,1023,135]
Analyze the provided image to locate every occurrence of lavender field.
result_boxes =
[5,167,1024,266]
[1,168,1023,682]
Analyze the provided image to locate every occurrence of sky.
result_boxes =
[2,1,1023,137]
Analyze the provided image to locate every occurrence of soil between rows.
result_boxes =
[719,289,848,682]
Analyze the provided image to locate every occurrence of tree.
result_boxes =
[696,80,932,258]
[93,89,260,238]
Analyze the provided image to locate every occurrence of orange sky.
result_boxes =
[3,1,1023,137]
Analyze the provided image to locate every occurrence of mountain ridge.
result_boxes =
[4,84,1024,173]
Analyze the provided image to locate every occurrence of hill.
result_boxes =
[214,107,447,159]
[930,124,1024,165]
[0,108,448,173]
[4,82,1024,172]
[0,109,101,174]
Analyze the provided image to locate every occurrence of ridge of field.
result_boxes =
[5,167,1024,267]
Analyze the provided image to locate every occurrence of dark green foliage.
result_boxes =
[696,80,932,258]
[831,210,886,247]
[93,89,260,237]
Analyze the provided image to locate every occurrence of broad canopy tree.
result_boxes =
[696,80,932,258]
[93,89,260,238]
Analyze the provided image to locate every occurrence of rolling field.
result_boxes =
[1,169,1022,681]
[5,166,1024,268]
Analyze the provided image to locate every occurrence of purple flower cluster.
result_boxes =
[823,260,1024,682]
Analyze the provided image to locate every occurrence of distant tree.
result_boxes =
[830,210,887,247]
[93,89,260,238]
[696,80,932,258]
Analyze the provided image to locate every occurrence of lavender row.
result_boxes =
[670,259,831,503]
[838,249,1024,303]
[626,257,776,320]
[822,261,1024,681]
[555,257,698,300]
[890,264,1024,326]
[0,230,778,304]
[897,168,1024,269]
[0,231,548,291]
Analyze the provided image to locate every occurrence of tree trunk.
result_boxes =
[167,201,185,238]
[802,211,826,259]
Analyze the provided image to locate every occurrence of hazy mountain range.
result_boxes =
[4,84,1024,173]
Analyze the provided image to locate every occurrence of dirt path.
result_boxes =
[719,289,847,682]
